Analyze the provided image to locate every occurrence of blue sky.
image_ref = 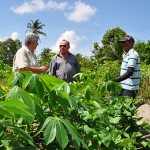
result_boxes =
[0,0,150,57]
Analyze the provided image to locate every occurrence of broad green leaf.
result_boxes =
[0,100,28,108]
[44,119,56,145]
[56,120,68,150]
[6,86,35,124]
[123,132,130,138]
[131,132,142,138]
[8,124,35,147]
[56,90,68,99]
[29,94,44,122]
[23,74,44,98]
[56,82,70,94]
[1,140,10,149]
[20,92,35,124]
[0,106,15,118]
[36,116,54,135]
[119,138,132,147]
[0,104,33,124]
[40,75,64,89]
[55,90,70,110]
[102,135,112,148]
[109,116,121,124]
[6,86,35,114]
[2,106,33,117]
[48,90,57,108]
[83,125,95,135]
[68,96,78,110]
[123,109,131,116]
[21,93,35,113]
[92,100,101,109]
[60,118,80,148]
[6,86,22,100]
[8,72,25,87]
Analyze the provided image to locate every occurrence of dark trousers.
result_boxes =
[119,89,138,99]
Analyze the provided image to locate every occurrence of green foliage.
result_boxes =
[0,60,11,79]
[0,61,149,149]
[0,39,21,66]
[92,27,126,63]
[1,23,150,149]
[139,63,150,102]
[134,40,150,64]
[38,49,55,66]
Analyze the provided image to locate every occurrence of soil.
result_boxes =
[137,104,150,141]
[137,104,150,125]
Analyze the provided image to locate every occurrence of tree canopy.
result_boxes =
[0,39,21,66]
[92,27,126,63]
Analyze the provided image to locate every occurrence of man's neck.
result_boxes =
[60,52,69,60]
[26,45,34,53]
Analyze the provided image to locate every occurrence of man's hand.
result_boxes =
[40,64,49,73]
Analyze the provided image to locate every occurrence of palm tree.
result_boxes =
[26,19,46,36]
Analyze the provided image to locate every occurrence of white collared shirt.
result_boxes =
[13,46,39,72]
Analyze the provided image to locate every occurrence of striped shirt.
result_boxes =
[120,48,140,90]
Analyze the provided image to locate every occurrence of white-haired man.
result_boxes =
[13,33,49,73]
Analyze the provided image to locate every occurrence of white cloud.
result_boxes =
[10,0,68,14]
[11,32,19,40]
[0,36,8,41]
[65,1,97,23]
[47,1,68,10]
[0,32,19,41]
[50,30,87,54]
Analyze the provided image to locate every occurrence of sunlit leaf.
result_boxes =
[44,119,56,145]
[23,74,44,98]
[0,100,28,108]
[56,120,68,149]
[109,116,121,124]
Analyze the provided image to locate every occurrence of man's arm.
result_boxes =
[114,67,134,82]
[19,65,49,73]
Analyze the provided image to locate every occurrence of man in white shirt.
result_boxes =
[13,33,49,73]
[114,35,140,98]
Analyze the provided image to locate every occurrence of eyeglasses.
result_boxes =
[60,45,67,48]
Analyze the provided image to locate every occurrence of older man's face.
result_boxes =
[31,40,39,52]
[59,41,69,55]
